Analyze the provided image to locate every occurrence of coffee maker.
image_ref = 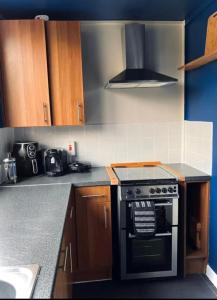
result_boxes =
[44,149,68,177]
[12,142,42,178]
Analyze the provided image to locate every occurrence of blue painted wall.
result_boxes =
[185,2,217,273]
[0,0,211,21]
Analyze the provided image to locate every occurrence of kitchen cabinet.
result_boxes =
[53,191,75,299]
[0,20,51,127]
[179,181,210,277]
[0,20,84,127]
[53,235,72,299]
[46,21,84,126]
[73,186,112,282]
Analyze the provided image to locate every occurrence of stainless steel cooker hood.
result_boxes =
[105,23,178,89]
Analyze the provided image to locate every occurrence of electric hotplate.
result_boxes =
[113,166,177,185]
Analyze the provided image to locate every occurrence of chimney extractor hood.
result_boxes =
[105,24,178,89]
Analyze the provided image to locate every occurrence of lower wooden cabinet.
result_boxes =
[53,185,112,296]
[53,191,75,298]
[73,186,112,282]
[53,236,72,299]
[179,180,210,277]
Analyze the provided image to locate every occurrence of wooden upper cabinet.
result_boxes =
[46,21,85,126]
[0,20,51,127]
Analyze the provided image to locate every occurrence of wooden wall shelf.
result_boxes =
[179,51,217,71]
[179,11,217,72]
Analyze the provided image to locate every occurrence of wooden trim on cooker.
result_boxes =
[106,167,120,185]
[110,161,162,168]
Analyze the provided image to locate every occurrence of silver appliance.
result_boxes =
[2,153,17,184]
[115,166,179,280]
[105,23,178,89]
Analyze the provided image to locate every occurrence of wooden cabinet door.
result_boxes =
[75,186,112,281]
[0,20,51,127]
[46,21,84,126]
[53,205,74,299]
[65,191,77,282]
[53,237,72,299]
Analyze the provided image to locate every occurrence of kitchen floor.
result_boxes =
[73,275,217,299]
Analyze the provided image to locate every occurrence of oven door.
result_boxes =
[120,227,178,280]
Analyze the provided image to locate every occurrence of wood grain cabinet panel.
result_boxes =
[0,20,51,127]
[53,192,76,299]
[74,186,112,282]
[53,237,72,299]
[46,21,84,126]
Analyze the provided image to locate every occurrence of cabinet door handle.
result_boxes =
[43,102,48,123]
[77,103,83,123]
[81,194,106,198]
[104,205,108,230]
[69,242,73,273]
[63,246,68,272]
[70,207,74,219]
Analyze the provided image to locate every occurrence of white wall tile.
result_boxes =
[0,128,14,160]
[183,121,213,175]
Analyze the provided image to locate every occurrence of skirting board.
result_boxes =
[206,265,217,288]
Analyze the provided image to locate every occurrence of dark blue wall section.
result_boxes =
[0,0,211,21]
[185,1,217,273]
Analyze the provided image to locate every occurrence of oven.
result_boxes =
[118,184,179,280]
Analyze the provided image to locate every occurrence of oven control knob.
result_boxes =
[162,188,167,193]
[127,190,133,195]
[168,187,173,193]
[156,188,161,194]
[136,188,141,195]
[149,188,155,194]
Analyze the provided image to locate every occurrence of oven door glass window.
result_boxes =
[126,200,173,233]
[126,233,172,274]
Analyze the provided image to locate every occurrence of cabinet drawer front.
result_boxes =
[75,186,110,200]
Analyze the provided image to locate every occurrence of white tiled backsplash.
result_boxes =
[14,122,183,167]
[0,121,213,176]
[183,121,213,175]
[0,128,14,160]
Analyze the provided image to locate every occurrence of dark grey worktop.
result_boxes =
[1,167,110,188]
[168,163,210,182]
[0,167,110,299]
[0,185,71,299]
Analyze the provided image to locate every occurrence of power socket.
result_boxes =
[67,141,76,156]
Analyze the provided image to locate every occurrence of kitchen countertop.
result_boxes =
[0,167,110,299]
[168,163,210,182]
[1,167,110,188]
[0,185,71,299]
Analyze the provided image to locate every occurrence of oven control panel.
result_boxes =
[121,184,179,200]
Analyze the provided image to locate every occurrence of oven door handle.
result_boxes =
[128,202,172,207]
[155,203,172,206]
[128,232,172,239]
[155,233,172,237]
